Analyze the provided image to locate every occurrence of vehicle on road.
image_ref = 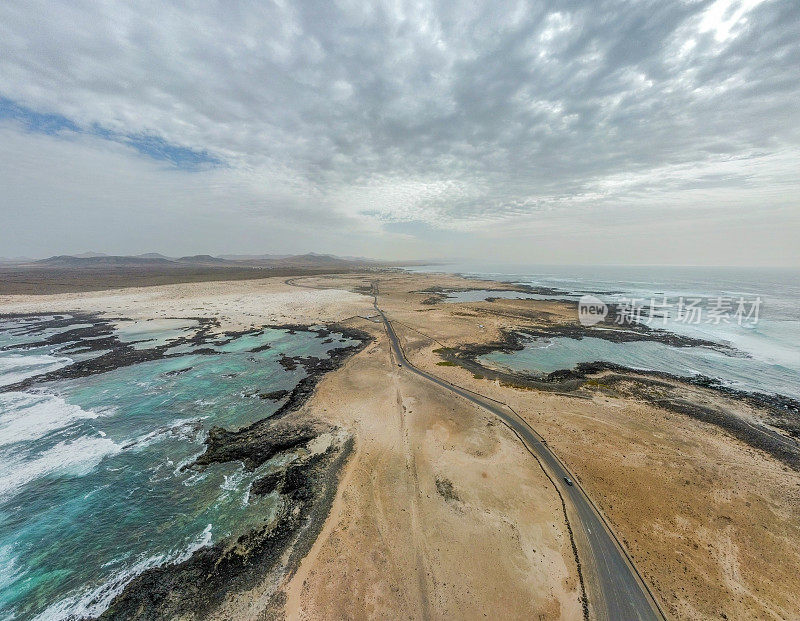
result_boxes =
[564,477,574,486]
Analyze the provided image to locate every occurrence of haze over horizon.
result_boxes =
[2,0,799,266]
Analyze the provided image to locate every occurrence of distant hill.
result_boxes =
[137,253,171,259]
[36,255,176,267]
[219,252,383,267]
[176,254,233,265]
[73,252,110,258]
[276,252,379,266]
[25,252,417,270]
[218,253,292,261]
[277,253,342,264]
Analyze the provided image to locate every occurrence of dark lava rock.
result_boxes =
[259,389,289,401]
[279,356,298,371]
[99,437,353,620]
[192,420,321,471]
[250,471,284,496]
[164,367,193,377]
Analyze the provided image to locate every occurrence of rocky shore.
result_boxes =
[0,312,220,391]
[1,311,373,619]
[402,282,799,470]
[90,324,371,619]
[434,326,800,470]
[98,432,354,620]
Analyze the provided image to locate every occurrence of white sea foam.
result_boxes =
[32,552,166,621]
[0,436,121,500]
[178,523,213,561]
[0,354,72,387]
[0,392,104,447]
[122,418,205,452]
[669,318,800,370]
[0,544,20,600]
[221,470,244,491]
[33,525,214,621]
[173,449,207,476]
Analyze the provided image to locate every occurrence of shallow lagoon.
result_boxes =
[443,289,577,303]
[416,264,800,401]
[0,316,356,620]
[482,335,800,400]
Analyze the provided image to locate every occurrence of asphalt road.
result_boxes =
[374,297,665,621]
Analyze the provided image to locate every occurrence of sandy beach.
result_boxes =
[0,277,371,330]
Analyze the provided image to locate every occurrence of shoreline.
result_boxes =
[0,309,373,620]
[435,322,799,421]
[99,434,356,620]
[93,322,372,619]
[365,270,800,618]
[435,332,800,470]
[2,270,798,620]
[406,287,800,469]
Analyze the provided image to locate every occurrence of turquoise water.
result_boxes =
[0,317,356,620]
[415,264,800,400]
[443,289,566,303]
[482,335,800,399]
[112,318,199,350]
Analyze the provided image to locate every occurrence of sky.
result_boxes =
[1,0,798,265]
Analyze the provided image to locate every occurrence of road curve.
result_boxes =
[373,295,665,621]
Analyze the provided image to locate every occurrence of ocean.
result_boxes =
[0,316,357,620]
[413,264,800,401]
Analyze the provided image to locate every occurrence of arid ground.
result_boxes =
[2,269,798,620]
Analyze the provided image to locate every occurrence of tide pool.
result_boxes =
[443,289,575,303]
[414,264,800,401]
[482,335,799,399]
[0,315,357,620]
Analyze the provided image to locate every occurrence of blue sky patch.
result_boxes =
[0,97,79,134]
[0,97,221,170]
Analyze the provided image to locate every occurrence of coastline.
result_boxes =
[432,328,800,470]
[96,324,373,619]
[2,270,798,620]
[99,434,356,620]
[0,299,376,620]
[361,270,800,619]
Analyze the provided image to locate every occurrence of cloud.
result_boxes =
[0,0,798,263]
[0,121,371,256]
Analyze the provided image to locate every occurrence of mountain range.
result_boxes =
[7,252,418,269]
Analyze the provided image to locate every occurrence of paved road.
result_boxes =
[373,296,664,621]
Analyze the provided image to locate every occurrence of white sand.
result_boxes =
[0,277,372,331]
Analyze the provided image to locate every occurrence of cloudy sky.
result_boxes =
[1,0,798,265]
